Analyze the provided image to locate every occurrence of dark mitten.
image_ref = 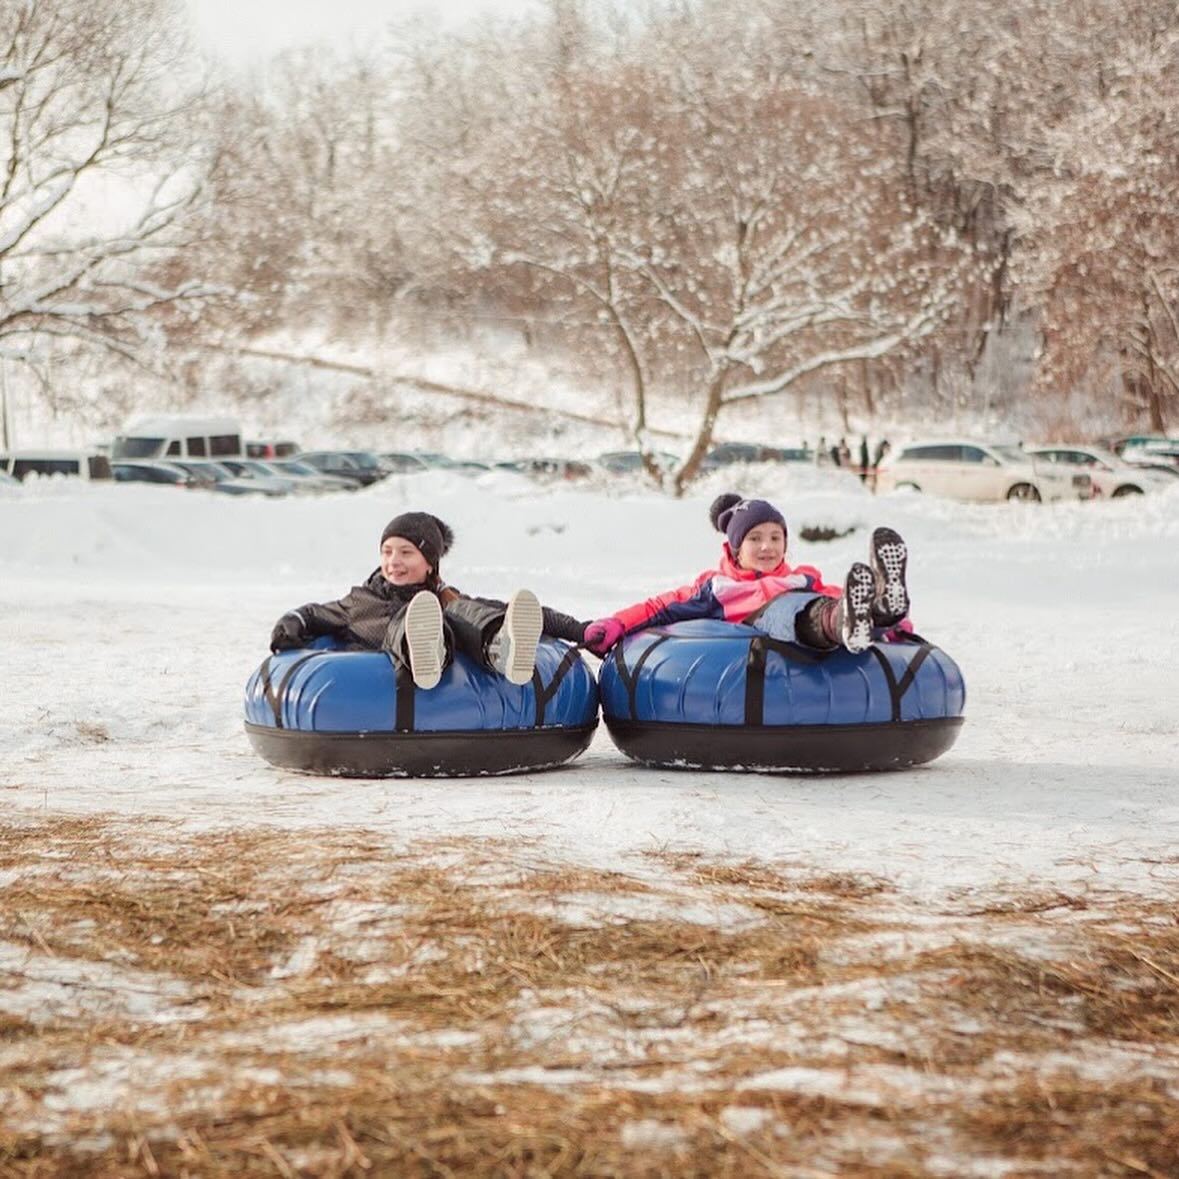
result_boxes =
[269,612,307,652]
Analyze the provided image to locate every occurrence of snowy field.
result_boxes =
[3,467,1178,1174]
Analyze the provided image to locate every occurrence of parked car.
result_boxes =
[390,451,492,476]
[1026,444,1174,498]
[166,460,279,497]
[214,459,306,496]
[417,453,493,475]
[0,450,112,481]
[111,415,243,461]
[1117,438,1179,470]
[298,450,389,486]
[270,459,361,492]
[111,461,199,487]
[246,439,300,459]
[1121,459,1179,480]
[379,452,431,475]
[700,441,811,468]
[1100,434,1179,458]
[875,441,1092,503]
[494,458,594,481]
[596,450,680,475]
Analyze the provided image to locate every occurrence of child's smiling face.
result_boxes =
[736,523,786,572]
[380,536,431,585]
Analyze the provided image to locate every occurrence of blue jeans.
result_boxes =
[747,591,823,644]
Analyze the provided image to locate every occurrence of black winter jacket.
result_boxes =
[286,570,587,651]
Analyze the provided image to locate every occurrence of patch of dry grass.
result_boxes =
[1,816,1177,1178]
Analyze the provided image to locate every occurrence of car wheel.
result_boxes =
[1112,485,1143,497]
[1007,483,1041,502]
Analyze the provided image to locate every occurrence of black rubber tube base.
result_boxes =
[245,722,598,779]
[603,716,964,774]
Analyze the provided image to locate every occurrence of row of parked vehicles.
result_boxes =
[0,417,816,495]
[874,437,1179,503]
[2,415,1176,503]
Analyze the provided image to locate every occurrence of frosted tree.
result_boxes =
[1000,3,1179,429]
[421,5,973,488]
[192,48,403,340]
[0,0,213,384]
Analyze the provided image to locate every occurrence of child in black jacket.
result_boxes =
[269,511,587,689]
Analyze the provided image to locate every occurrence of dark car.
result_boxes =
[298,450,389,486]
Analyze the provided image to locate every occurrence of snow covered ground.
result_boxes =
[3,466,1178,1173]
[4,465,1176,900]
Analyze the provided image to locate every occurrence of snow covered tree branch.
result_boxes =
[0,0,216,376]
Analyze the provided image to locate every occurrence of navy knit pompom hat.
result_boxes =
[380,512,454,569]
[709,493,787,551]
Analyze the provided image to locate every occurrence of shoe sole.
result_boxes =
[404,592,444,690]
[871,527,910,622]
[843,563,876,653]
[500,589,543,685]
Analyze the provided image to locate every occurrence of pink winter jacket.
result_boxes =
[608,546,843,634]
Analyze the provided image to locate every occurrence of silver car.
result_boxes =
[1027,444,1174,498]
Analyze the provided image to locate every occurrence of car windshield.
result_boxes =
[112,436,165,459]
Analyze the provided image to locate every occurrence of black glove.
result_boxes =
[269,612,307,653]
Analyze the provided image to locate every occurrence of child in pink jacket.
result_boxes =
[584,493,911,655]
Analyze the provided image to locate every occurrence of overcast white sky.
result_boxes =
[186,0,542,65]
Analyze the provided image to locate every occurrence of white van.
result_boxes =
[0,450,113,481]
[111,415,244,462]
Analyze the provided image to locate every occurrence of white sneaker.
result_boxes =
[404,591,445,690]
[491,589,543,685]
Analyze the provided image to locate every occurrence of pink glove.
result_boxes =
[584,617,625,655]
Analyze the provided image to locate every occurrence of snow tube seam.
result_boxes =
[394,662,414,732]
[534,645,585,726]
[744,639,767,725]
[264,650,327,730]
[610,632,670,716]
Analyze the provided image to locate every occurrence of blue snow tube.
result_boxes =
[598,619,965,773]
[244,637,599,778]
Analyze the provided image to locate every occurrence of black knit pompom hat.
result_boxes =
[380,512,454,569]
[709,493,787,551]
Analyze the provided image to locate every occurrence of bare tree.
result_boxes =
[1001,1,1179,430]
[413,4,973,489]
[0,0,214,380]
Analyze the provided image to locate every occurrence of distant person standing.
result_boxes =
[858,436,870,484]
[837,437,851,467]
[816,436,830,465]
[871,439,891,492]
